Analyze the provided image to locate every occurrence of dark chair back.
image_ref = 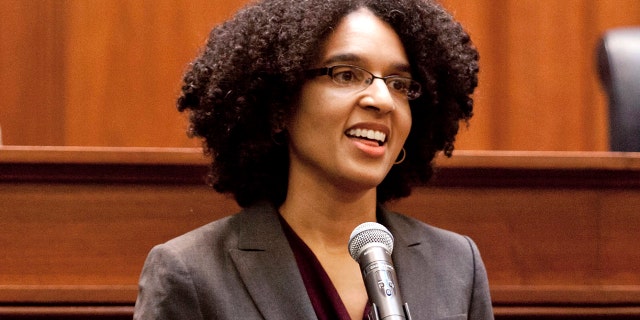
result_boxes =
[597,27,640,151]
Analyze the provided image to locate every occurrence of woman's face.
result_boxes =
[286,8,413,193]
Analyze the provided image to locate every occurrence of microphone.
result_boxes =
[348,222,412,320]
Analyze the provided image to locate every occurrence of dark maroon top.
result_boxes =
[280,216,370,320]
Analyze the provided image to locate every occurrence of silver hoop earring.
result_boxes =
[394,148,406,165]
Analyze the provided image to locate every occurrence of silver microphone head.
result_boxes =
[348,222,394,261]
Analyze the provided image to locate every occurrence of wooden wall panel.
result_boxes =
[60,0,245,147]
[1,147,639,319]
[0,183,233,288]
[0,0,66,146]
[1,1,639,149]
[0,0,246,147]
[441,0,640,151]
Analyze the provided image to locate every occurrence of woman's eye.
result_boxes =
[334,71,357,83]
[388,79,409,92]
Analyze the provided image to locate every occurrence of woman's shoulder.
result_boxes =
[155,203,277,256]
[382,209,480,256]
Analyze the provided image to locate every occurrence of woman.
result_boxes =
[134,0,493,319]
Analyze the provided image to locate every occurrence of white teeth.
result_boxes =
[347,128,387,143]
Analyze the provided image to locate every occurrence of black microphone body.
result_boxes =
[349,222,412,320]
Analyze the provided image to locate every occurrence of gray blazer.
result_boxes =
[134,203,494,320]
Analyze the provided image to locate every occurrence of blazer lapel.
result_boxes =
[228,204,317,320]
[379,208,438,319]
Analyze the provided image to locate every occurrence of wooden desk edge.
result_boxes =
[2,146,639,170]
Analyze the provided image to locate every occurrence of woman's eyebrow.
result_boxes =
[322,53,362,66]
[393,63,412,73]
[323,53,411,72]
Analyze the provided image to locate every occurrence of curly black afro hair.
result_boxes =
[177,0,479,208]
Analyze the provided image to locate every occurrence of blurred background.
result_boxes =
[1,0,639,150]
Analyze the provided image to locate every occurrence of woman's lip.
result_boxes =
[345,128,386,145]
[350,137,386,157]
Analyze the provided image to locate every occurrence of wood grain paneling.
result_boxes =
[0,0,66,146]
[60,0,245,147]
[0,0,245,147]
[441,0,640,151]
[1,1,639,149]
[1,147,639,319]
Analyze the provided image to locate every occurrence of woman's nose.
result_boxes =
[358,78,396,113]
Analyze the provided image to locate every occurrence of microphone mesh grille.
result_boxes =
[348,222,394,260]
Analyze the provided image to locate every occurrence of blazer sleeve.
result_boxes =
[465,236,494,320]
[134,244,205,320]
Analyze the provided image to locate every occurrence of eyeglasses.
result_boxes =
[305,65,422,100]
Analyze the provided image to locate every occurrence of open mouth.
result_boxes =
[345,128,387,146]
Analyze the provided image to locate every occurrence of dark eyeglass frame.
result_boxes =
[305,64,422,100]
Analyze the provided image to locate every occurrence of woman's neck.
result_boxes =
[279,171,375,319]
[279,181,377,252]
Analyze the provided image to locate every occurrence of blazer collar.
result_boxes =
[228,204,431,320]
[378,207,433,318]
[229,203,317,320]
